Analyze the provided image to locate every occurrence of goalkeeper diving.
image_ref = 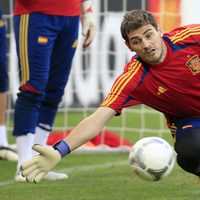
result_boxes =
[22,9,200,183]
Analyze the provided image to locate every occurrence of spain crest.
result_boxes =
[186,55,200,75]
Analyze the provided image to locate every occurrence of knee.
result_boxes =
[42,97,61,109]
[44,89,64,107]
[19,83,45,103]
[177,154,200,176]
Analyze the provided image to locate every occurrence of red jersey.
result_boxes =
[101,24,200,125]
[14,0,82,16]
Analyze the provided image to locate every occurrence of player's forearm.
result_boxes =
[63,114,103,151]
[65,107,116,151]
[53,107,116,157]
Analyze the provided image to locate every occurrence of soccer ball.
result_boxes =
[129,137,176,181]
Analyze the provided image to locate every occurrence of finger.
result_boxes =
[26,169,40,183]
[34,172,46,183]
[32,144,50,156]
[83,30,93,48]
[83,27,96,48]
[22,164,37,177]
[82,27,88,36]
[82,20,89,36]
[21,156,38,170]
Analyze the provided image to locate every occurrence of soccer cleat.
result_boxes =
[15,171,68,182]
[0,145,18,161]
[9,143,17,151]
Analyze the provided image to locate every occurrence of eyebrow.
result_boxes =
[130,28,153,40]
[143,29,152,35]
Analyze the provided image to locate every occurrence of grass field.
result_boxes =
[0,153,199,200]
[2,110,200,200]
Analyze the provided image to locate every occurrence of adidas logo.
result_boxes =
[157,86,167,95]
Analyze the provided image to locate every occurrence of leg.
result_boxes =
[13,13,58,175]
[176,154,200,175]
[0,10,18,161]
[14,13,70,181]
[0,9,8,147]
[32,18,79,181]
[34,16,80,146]
[0,93,8,146]
[0,92,18,161]
[175,127,200,176]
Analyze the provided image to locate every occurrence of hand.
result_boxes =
[21,144,61,183]
[81,1,96,48]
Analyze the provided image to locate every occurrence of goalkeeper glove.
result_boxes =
[81,0,96,48]
[21,140,70,183]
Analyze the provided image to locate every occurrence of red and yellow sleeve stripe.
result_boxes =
[101,60,141,107]
[170,26,200,44]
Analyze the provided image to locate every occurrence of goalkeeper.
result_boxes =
[22,9,200,183]
[13,0,96,182]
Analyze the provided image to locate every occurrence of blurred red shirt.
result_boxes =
[14,0,82,16]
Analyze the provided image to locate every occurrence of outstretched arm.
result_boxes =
[65,107,116,150]
[21,107,116,183]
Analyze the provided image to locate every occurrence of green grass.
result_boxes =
[0,153,199,200]
[4,108,195,200]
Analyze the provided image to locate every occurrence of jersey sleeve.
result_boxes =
[100,57,143,115]
[165,24,200,44]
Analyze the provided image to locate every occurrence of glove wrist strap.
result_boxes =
[53,140,71,158]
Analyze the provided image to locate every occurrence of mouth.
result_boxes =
[145,49,156,56]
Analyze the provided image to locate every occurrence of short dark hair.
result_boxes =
[120,10,158,43]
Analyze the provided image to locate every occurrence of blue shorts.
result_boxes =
[174,117,200,139]
[0,9,8,92]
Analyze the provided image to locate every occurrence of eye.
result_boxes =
[145,32,153,39]
[131,39,141,45]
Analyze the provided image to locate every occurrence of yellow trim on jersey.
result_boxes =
[0,19,5,27]
[19,14,30,85]
[101,61,141,107]
[170,26,200,44]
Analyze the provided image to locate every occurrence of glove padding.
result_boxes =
[21,144,61,183]
[81,2,96,48]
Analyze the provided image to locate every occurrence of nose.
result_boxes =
[142,39,150,49]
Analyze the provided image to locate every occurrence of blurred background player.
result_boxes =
[13,0,96,181]
[21,9,200,183]
[0,8,18,161]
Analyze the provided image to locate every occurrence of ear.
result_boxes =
[157,25,164,37]
[125,41,134,52]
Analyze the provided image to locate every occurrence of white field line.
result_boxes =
[0,179,15,186]
[0,160,128,186]
[58,160,128,174]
